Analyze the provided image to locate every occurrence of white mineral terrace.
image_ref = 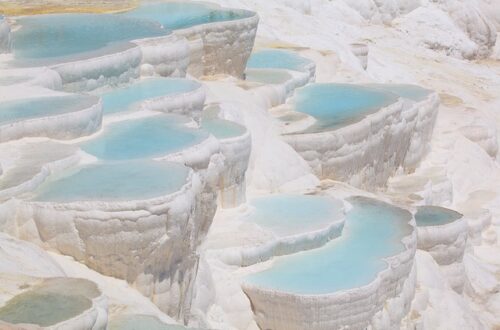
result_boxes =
[0,0,499,329]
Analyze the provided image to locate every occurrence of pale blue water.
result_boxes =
[247,49,312,72]
[366,84,432,102]
[415,206,462,226]
[81,115,208,160]
[0,290,91,327]
[245,69,293,84]
[0,95,98,125]
[245,194,343,236]
[109,315,196,330]
[100,78,200,115]
[245,197,412,294]
[34,161,189,202]
[11,14,168,65]
[201,118,246,139]
[123,2,252,30]
[292,84,398,132]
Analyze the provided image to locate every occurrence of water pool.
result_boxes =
[366,84,432,102]
[34,160,189,202]
[109,315,194,330]
[0,95,98,125]
[415,205,462,227]
[292,84,398,132]
[99,78,201,115]
[244,194,343,236]
[81,114,208,160]
[201,118,246,139]
[247,49,312,72]
[11,14,168,65]
[123,2,252,30]
[245,69,293,84]
[244,197,412,294]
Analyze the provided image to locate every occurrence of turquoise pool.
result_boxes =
[34,160,189,202]
[11,14,168,65]
[123,2,252,30]
[366,84,432,102]
[415,205,462,227]
[100,78,201,115]
[81,115,208,160]
[247,49,312,72]
[245,69,293,84]
[244,197,412,294]
[244,194,343,236]
[0,95,98,125]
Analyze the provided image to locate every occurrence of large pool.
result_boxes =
[415,205,462,227]
[34,160,189,202]
[244,197,412,294]
[0,95,98,125]
[99,78,201,115]
[81,114,208,160]
[123,2,252,30]
[247,49,313,72]
[244,194,343,236]
[11,14,168,65]
[291,84,398,132]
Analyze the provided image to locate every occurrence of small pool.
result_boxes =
[244,197,412,294]
[201,118,246,139]
[291,84,398,132]
[100,78,201,115]
[81,114,208,160]
[11,14,168,65]
[247,49,312,72]
[0,95,98,125]
[244,194,343,236]
[366,84,432,102]
[415,205,462,227]
[123,2,252,30]
[109,314,194,330]
[245,69,293,84]
[34,160,189,202]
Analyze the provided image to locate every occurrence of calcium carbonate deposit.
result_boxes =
[0,0,499,329]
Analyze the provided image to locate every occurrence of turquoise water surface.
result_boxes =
[11,14,168,65]
[0,95,98,124]
[415,206,462,226]
[34,160,189,202]
[81,115,208,160]
[245,194,343,236]
[100,78,200,115]
[292,84,398,132]
[123,2,252,30]
[245,69,293,84]
[201,118,246,139]
[247,49,312,72]
[244,197,412,294]
[366,84,432,102]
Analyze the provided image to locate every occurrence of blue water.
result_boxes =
[201,118,246,139]
[245,69,292,84]
[109,315,195,330]
[366,84,432,102]
[100,78,200,115]
[292,84,398,132]
[244,197,412,294]
[11,14,168,65]
[415,206,462,227]
[123,2,252,30]
[34,161,189,202]
[81,115,208,160]
[245,194,343,236]
[247,49,312,72]
[0,95,98,125]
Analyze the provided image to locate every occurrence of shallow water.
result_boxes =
[34,160,189,202]
[245,69,293,84]
[100,78,200,115]
[201,118,246,139]
[123,2,251,30]
[247,49,312,72]
[109,314,193,330]
[292,83,398,132]
[11,14,168,65]
[245,197,412,294]
[415,205,462,226]
[366,84,432,102]
[0,95,98,124]
[245,194,343,236]
[81,114,208,160]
